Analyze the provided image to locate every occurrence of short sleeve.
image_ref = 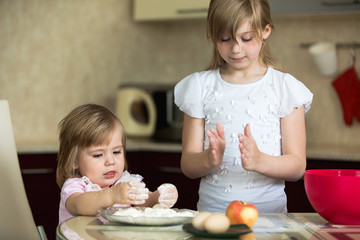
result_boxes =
[278,74,313,117]
[61,178,86,203]
[59,178,86,223]
[174,72,205,118]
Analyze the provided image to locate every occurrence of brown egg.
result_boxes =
[203,213,230,233]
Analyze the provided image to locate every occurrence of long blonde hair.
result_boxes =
[56,104,127,188]
[206,0,283,71]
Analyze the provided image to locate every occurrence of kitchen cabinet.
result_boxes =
[18,153,60,240]
[133,0,360,21]
[270,0,360,15]
[133,0,209,21]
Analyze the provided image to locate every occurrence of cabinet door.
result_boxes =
[133,0,360,21]
[133,0,210,21]
[18,153,60,240]
[270,0,360,15]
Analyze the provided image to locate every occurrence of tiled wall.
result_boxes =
[1,0,359,151]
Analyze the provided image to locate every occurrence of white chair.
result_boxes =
[0,100,47,240]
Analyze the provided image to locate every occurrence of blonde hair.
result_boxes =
[56,104,127,188]
[206,0,283,71]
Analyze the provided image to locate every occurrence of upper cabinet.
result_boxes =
[133,0,360,21]
[133,0,209,21]
[270,0,360,15]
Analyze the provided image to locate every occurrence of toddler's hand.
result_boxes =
[112,180,149,205]
[157,183,178,208]
[128,179,149,205]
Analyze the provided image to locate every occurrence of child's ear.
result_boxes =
[73,160,79,170]
[262,24,272,40]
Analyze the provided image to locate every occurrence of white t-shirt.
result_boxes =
[175,67,313,213]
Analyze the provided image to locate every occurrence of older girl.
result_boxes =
[175,0,313,213]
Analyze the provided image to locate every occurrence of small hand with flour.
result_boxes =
[238,124,261,171]
[128,179,149,205]
[207,122,226,167]
[157,183,178,208]
[112,176,149,205]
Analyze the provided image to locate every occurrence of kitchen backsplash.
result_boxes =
[1,0,359,152]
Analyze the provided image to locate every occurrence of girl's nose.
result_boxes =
[105,154,115,165]
[231,40,242,53]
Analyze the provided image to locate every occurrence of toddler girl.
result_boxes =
[56,104,178,223]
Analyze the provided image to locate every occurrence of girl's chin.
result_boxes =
[100,181,114,189]
[227,64,249,71]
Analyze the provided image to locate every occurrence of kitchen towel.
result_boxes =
[332,63,360,126]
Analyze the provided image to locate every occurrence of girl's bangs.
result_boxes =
[81,122,115,148]
[89,127,113,147]
[213,4,253,41]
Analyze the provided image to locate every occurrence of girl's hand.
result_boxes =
[238,124,261,171]
[207,122,226,167]
[157,183,178,208]
[128,180,150,205]
[112,180,149,205]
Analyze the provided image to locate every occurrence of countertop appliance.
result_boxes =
[116,86,156,137]
[116,83,183,142]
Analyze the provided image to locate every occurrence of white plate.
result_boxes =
[98,206,197,226]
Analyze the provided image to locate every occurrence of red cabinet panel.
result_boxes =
[18,153,59,240]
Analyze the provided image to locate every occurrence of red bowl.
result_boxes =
[304,169,360,225]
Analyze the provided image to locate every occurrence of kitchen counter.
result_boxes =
[126,138,182,152]
[306,145,360,162]
[16,138,360,162]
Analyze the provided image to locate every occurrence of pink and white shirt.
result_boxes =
[58,171,138,223]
